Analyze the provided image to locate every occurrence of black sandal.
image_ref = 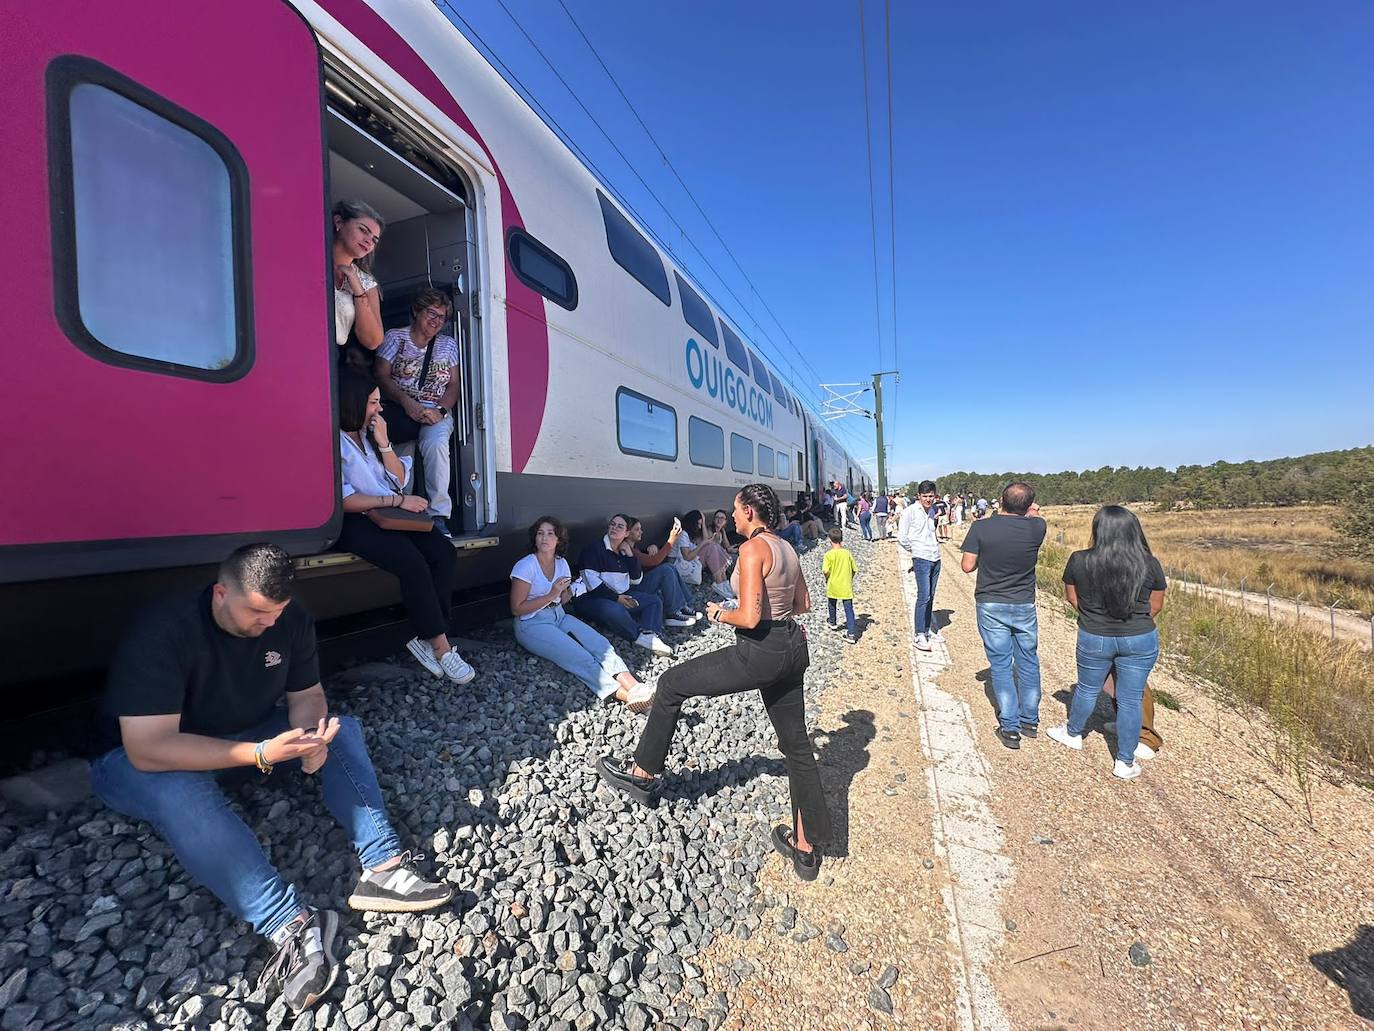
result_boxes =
[772,825,821,882]
[597,756,659,807]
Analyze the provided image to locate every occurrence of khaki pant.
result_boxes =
[1103,668,1163,752]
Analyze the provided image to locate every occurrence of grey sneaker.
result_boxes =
[348,851,453,913]
[260,909,339,1013]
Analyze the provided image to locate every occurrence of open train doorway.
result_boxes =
[324,59,490,536]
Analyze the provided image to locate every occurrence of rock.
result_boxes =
[1004,919,1017,932]
[878,964,899,989]
[825,933,849,953]
[0,969,28,1009]
[1128,942,1152,967]
[868,985,894,1015]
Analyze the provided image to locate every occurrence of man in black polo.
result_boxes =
[90,544,451,1013]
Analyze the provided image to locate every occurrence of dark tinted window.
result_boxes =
[674,272,717,347]
[721,323,749,371]
[769,370,788,405]
[758,445,775,478]
[748,349,770,385]
[730,433,753,474]
[597,190,670,305]
[688,416,724,468]
[508,228,578,310]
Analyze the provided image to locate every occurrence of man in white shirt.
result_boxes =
[898,480,942,650]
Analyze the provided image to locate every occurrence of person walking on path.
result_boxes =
[596,484,832,882]
[830,481,850,529]
[857,492,874,541]
[823,527,859,642]
[898,480,943,652]
[1048,505,1167,780]
[960,482,1047,749]
[873,491,891,540]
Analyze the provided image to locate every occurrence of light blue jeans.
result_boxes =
[90,713,401,938]
[514,604,630,700]
[976,602,1041,732]
[1068,629,1160,763]
[639,563,692,616]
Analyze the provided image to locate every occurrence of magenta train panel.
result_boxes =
[3,0,335,547]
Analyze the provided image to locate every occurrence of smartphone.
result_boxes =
[624,597,640,609]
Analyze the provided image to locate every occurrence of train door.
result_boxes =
[323,60,490,536]
[1,0,333,583]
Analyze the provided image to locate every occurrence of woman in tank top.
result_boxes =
[597,484,834,881]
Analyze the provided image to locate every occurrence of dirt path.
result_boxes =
[935,539,1374,1029]
[1170,578,1372,650]
[687,542,959,1029]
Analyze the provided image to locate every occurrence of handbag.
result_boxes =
[379,337,436,444]
[367,506,435,533]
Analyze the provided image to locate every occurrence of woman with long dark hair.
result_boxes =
[332,199,385,358]
[597,484,832,881]
[669,509,734,600]
[334,370,475,684]
[1047,505,1167,780]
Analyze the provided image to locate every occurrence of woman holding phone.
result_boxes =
[511,517,656,711]
[573,515,674,656]
[334,371,475,684]
[625,516,699,627]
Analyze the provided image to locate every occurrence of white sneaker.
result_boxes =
[1113,759,1142,780]
[438,649,476,685]
[913,633,931,652]
[1134,742,1156,761]
[405,638,444,678]
[635,632,675,657]
[625,681,656,714]
[1046,725,1083,750]
[711,582,735,601]
[927,629,946,643]
[664,615,695,628]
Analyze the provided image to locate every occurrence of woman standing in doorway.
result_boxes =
[597,484,832,881]
[333,199,385,364]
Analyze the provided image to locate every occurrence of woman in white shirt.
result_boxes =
[333,199,385,357]
[510,517,655,711]
[334,371,475,684]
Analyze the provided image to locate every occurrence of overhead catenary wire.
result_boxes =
[883,0,900,466]
[857,0,886,375]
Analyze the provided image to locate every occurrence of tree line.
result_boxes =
[908,445,1374,513]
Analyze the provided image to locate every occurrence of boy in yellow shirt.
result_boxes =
[822,528,859,643]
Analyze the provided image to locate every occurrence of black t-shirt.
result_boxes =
[960,515,1047,603]
[931,502,948,518]
[1063,551,1167,637]
[104,586,320,739]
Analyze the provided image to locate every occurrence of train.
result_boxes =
[0,0,873,693]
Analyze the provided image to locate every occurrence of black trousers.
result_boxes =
[336,514,456,640]
[634,621,833,846]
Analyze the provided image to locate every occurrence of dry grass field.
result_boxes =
[1039,503,1374,617]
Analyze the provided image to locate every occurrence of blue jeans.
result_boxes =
[779,523,804,551]
[639,564,691,616]
[828,597,856,638]
[1068,629,1160,763]
[912,557,941,635]
[859,512,873,540]
[515,605,630,699]
[575,590,664,642]
[89,713,401,938]
[976,602,1041,732]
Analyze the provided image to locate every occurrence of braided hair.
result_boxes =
[737,483,782,534]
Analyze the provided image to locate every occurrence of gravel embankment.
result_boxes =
[0,530,882,1031]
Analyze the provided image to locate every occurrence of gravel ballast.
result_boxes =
[0,526,880,1030]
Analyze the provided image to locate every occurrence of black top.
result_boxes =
[960,515,1047,603]
[1063,551,1168,637]
[104,587,320,740]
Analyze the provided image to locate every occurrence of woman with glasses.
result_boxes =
[333,199,385,361]
[375,290,461,537]
[573,515,675,657]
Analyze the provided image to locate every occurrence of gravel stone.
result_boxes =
[1128,942,1152,967]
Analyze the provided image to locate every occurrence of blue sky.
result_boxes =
[440,0,1374,484]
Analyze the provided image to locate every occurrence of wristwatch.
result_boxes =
[436,406,448,416]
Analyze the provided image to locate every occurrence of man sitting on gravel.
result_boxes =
[89,544,452,1014]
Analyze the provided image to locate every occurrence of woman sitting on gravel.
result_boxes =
[624,516,700,627]
[671,510,735,601]
[510,517,656,711]
[1047,505,1167,780]
[573,515,675,657]
[598,483,833,882]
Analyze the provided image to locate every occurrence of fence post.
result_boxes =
[1239,577,1247,606]
[1266,584,1275,620]
[1221,574,1228,594]
[1370,615,1373,652]
[1295,593,1304,627]
[1329,603,1338,642]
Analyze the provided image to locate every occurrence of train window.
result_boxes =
[674,272,718,347]
[688,416,724,468]
[508,228,578,310]
[769,371,788,405]
[777,451,790,480]
[721,324,749,372]
[748,349,770,386]
[597,190,670,305]
[615,387,677,460]
[51,67,250,380]
[730,433,754,474]
[758,445,775,478]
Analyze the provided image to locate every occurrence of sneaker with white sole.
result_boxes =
[635,632,675,657]
[625,681,656,713]
[928,628,946,643]
[664,615,695,628]
[405,637,444,678]
[1134,742,1157,761]
[673,608,701,624]
[260,909,339,1013]
[1046,725,1084,750]
[913,633,931,652]
[1113,759,1142,780]
[438,649,475,685]
[347,851,453,913]
[711,582,735,601]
